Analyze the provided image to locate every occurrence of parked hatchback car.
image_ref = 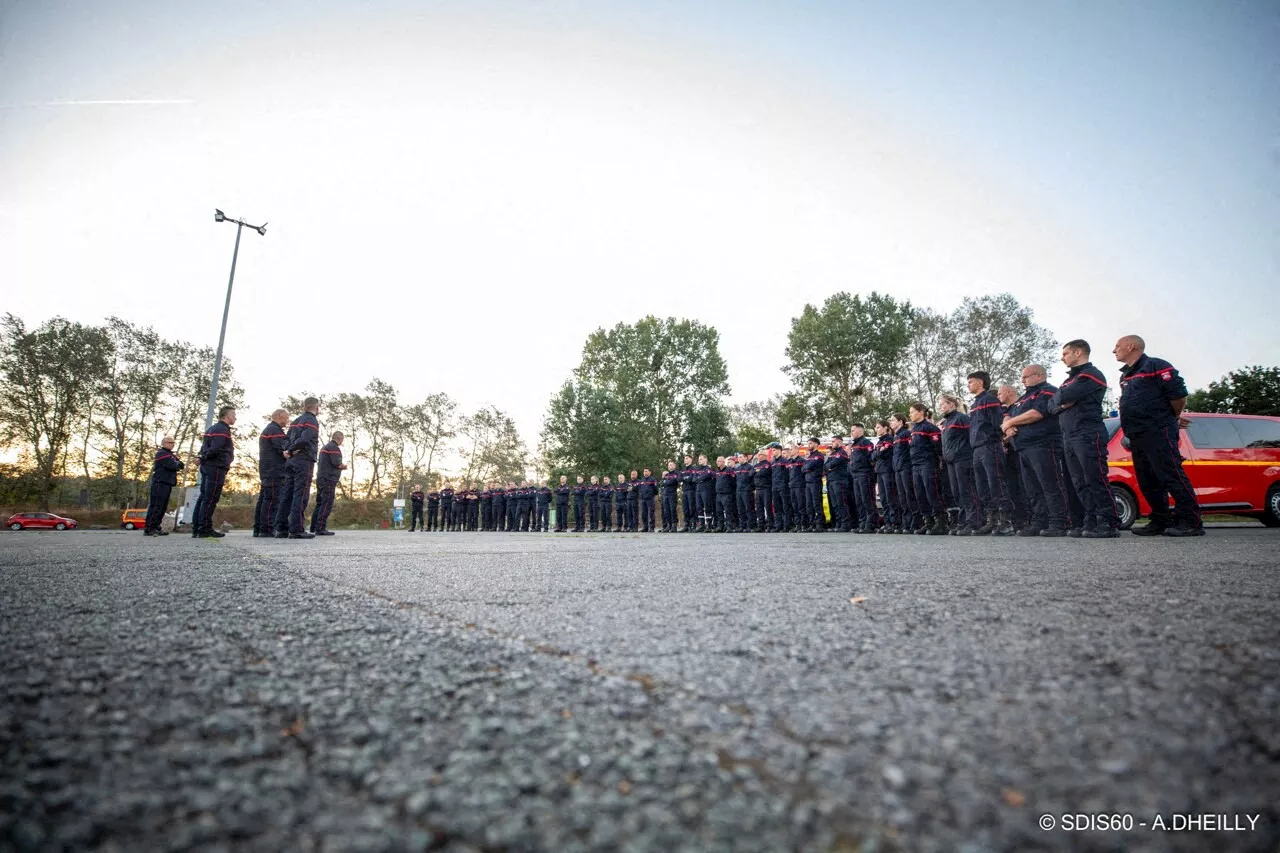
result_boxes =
[1105,413,1280,529]
[121,509,148,530]
[6,512,80,531]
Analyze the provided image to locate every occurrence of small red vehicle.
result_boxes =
[1106,413,1280,528]
[6,512,80,531]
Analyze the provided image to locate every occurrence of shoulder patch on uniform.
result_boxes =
[1160,370,1173,381]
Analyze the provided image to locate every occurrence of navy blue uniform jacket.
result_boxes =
[151,447,184,486]
[939,411,973,462]
[1052,362,1109,438]
[1010,383,1061,448]
[284,412,320,462]
[317,441,344,484]
[258,421,287,478]
[1119,354,1189,437]
[199,421,234,468]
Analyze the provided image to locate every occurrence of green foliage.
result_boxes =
[1187,366,1280,417]
[458,406,528,486]
[949,293,1058,390]
[541,316,731,475]
[0,314,113,508]
[783,292,913,429]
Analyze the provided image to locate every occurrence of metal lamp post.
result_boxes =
[181,209,266,529]
[204,209,267,432]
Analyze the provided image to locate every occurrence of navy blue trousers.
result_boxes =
[912,465,945,516]
[193,465,226,535]
[876,472,897,527]
[145,482,172,532]
[284,457,314,535]
[946,458,983,528]
[827,479,850,529]
[1130,426,1201,527]
[1019,444,1069,531]
[255,475,284,534]
[851,473,878,528]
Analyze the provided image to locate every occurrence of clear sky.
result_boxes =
[3,0,1277,453]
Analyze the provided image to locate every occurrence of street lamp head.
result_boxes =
[214,209,226,222]
[255,223,268,236]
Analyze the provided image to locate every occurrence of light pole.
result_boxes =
[182,209,266,529]
[204,209,267,432]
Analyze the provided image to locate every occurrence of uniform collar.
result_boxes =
[1121,354,1150,376]
[1068,361,1094,376]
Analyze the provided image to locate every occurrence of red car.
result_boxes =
[1106,413,1280,528]
[6,512,80,531]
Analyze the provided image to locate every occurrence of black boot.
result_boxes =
[927,513,948,535]
[973,509,995,536]
[992,510,1015,536]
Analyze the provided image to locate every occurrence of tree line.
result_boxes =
[0,313,528,509]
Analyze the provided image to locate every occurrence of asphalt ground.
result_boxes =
[1,527,1277,853]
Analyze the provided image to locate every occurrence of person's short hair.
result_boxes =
[851,422,864,430]
[218,405,236,419]
[304,396,320,409]
[1063,339,1091,355]
[331,430,343,440]
[808,436,820,444]
[967,370,990,390]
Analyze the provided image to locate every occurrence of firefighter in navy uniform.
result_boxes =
[678,455,697,532]
[660,462,679,532]
[889,414,919,533]
[1002,366,1070,537]
[712,457,735,532]
[253,410,288,537]
[847,426,878,533]
[143,435,184,535]
[801,439,824,531]
[939,396,982,536]
[821,438,849,532]
[427,489,441,531]
[193,406,236,538]
[409,485,425,532]
[1052,340,1121,537]
[996,385,1029,530]
[276,398,320,538]
[872,423,898,533]
[599,476,614,531]
[571,476,587,532]
[1114,335,1202,536]
[736,453,757,532]
[535,481,552,531]
[768,447,790,532]
[587,477,601,531]
[439,485,455,531]
[614,475,630,531]
[491,484,506,532]
[479,484,492,531]
[624,469,640,531]
[309,432,346,535]
[907,404,948,535]
[638,468,658,532]
[752,452,773,531]
[966,373,1015,536]
[787,445,807,532]
[554,476,571,532]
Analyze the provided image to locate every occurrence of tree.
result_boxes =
[1187,366,1280,417]
[783,292,913,428]
[897,306,960,410]
[541,316,731,474]
[402,392,457,491]
[459,406,527,485]
[950,293,1058,389]
[0,315,112,508]
[729,397,781,453]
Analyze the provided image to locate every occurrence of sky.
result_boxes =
[3,0,1278,458]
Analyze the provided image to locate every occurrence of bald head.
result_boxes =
[1020,365,1047,388]
[1113,335,1146,366]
